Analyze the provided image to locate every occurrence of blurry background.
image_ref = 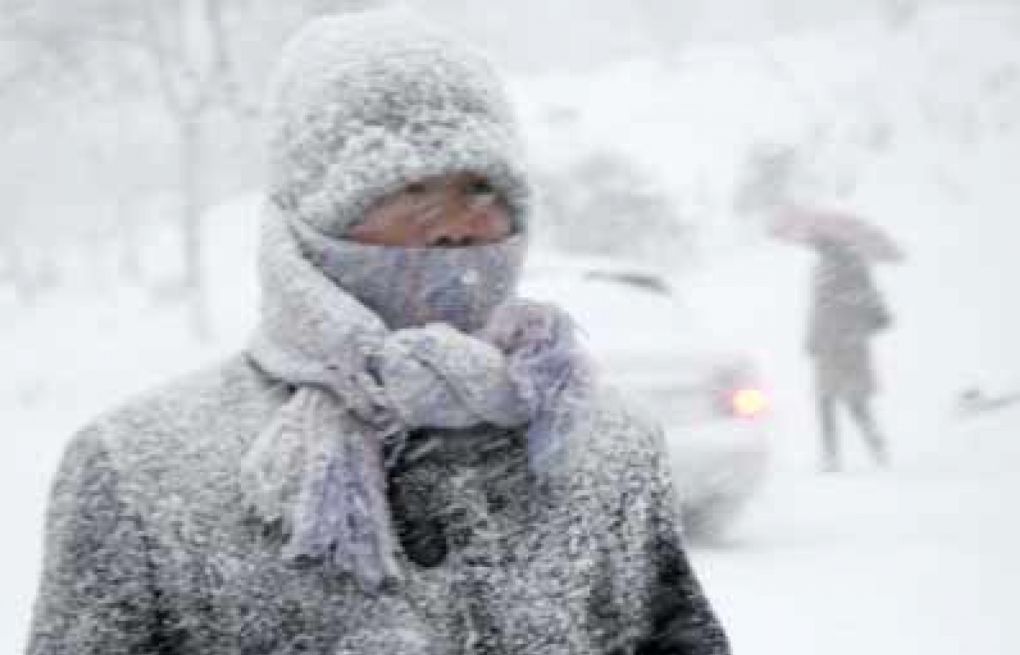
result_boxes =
[3,0,1018,653]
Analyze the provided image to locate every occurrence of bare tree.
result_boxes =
[137,0,240,337]
[883,0,919,29]
[4,0,268,334]
[2,0,384,330]
[538,150,697,270]
[0,8,66,303]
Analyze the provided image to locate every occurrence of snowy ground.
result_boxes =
[4,4,1019,653]
[697,413,1020,654]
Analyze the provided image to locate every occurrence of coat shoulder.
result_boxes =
[567,384,669,485]
[66,353,283,505]
[88,353,270,445]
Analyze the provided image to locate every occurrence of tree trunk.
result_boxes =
[179,114,210,339]
[117,195,143,283]
[2,238,25,303]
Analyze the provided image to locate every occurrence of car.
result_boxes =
[520,251,771,540]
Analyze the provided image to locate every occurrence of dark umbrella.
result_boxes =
[769,206,906,263]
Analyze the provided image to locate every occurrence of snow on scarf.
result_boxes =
[243,207,592,591]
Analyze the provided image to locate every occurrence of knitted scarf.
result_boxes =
[243,208,591,590]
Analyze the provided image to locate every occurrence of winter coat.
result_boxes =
[26,354,730,654]
[807,249,891,398]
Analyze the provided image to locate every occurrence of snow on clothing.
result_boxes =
[26,357,729,653]
[807,243,890,399]
[26,8,731,654]
[266,10,529,238]
[245,207,590,591]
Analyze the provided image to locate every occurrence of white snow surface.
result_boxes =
[4,5,1019,653]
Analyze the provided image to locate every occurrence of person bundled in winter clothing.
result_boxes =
[26,9,730,655]
[807,237,892,472]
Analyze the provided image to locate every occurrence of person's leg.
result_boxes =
[849,395,889,467]
[818,393,841,472]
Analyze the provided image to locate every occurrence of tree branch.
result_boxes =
[140,0,188,117]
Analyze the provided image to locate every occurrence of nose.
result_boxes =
[430,220,479,247]
[426,194,502,248]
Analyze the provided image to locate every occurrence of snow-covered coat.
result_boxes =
[26,9,730,654]
[27,356,729,653]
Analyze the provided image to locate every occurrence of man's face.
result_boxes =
[346,172,515,247]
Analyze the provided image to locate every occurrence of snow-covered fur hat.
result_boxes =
[266,8,531,236]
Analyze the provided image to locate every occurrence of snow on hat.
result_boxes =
[266,7,531,236]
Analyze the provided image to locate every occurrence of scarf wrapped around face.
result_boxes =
[244,207,592,590]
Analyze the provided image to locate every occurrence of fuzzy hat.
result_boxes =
[265,8,531,236]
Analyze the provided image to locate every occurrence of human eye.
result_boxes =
[467,179,504,210]
[468,178,496,197]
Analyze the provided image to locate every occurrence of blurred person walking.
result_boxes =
[807,237,893,472]
[25,8,731,654]
[770,206,901,473]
